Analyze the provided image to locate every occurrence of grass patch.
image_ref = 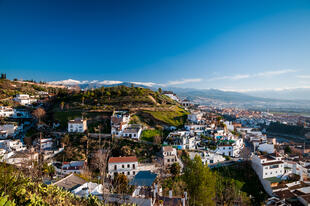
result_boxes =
[141,129,161,142]
[144,106,188,127]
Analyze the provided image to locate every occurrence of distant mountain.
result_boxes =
[48,79,150,89]
[48,79,310,110]
[168,87,269,103]
[244,88,310,101]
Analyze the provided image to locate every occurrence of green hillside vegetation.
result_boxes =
[141,129,161,142]
[0,163,103,206]
[53,85,177,109]
[213,162,268,205]
[0,79,63,97]
[51,86,188,129]
[142,106,188,127]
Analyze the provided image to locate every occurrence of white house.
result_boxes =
[0,139,26,152]
[68,118,87,133]
[224,121,235,131]
[252,153,285,179]
[181,99,193,107]
[111,111,130,137]
[166,131,198,150]
[216,138,243,157]
[0,124,18,139]
[108,156,138,179]
[6,140,26,152]
[122,125,142,139]
[40,138,53,150]
[189,151,225,165]
[14,94,36,105]
[71,182,103,198]
[161,146,177,167]
[184,124,208,131]
[187,112,203,123]
[0,106,14,117]
[163,92,180,102]
[258,143,275,154]
[58,161,86,175]
[5,151,38,167]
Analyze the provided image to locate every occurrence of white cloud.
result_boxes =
[165,78,202,86]
[209,74,250,81]
[208,69,296,81]
[131,81,158,87]
[222,85,310,93]
[297,75,310,79]
[98,80,123,85]
[48,79,87,85]
[255,69,296,77]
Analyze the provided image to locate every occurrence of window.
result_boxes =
[114,165,117,170]
[122,165,124,168]
[270,165,279,169]
[127,164,130,168]
[133,171,135,175]
[133,164,135,169]
[127,171,130,175]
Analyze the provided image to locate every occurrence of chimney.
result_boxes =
[293,163,297,174]
[169,190,172,198]
[300,169,304,181]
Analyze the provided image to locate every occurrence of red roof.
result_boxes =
[108,156,138,163]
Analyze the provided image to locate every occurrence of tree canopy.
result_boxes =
[183,155,216,206]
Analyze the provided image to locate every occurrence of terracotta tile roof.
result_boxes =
[108,156,138,163]
[163,146,174,152]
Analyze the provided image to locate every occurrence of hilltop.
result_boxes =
[0,79,66,105]
[50,85,188,130]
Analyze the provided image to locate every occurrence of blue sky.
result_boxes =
[1,0,310,91]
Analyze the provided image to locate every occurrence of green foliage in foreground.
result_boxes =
[0,163,103,206]
[183,155,216,206]
[214,162,268,205]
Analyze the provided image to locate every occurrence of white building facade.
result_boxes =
[108,156,139,179]
[68,118,87,133]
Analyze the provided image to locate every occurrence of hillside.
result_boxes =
[0,79,66,105]
[50,85,188,129]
